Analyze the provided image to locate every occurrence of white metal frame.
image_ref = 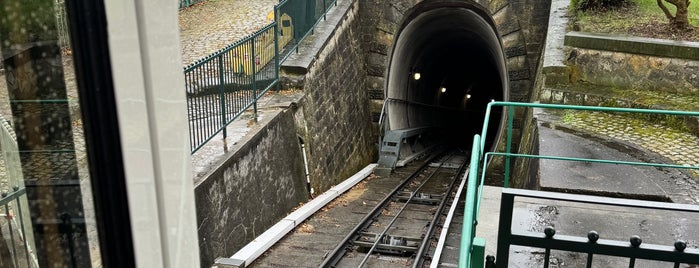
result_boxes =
[103,1,200,267]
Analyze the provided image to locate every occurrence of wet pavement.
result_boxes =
[536,108,699,204]
[178,0,277,66]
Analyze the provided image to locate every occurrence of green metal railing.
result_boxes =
[184,0,341,153]
[275,0,338,62]
[184,23,279,154]
[1,186,33,268]
[458,102,699,267]
[179,0,206,9]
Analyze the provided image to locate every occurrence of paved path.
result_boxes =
[536,108,699,204]
[178,0,278,66]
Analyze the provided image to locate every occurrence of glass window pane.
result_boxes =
[0,0,101,267]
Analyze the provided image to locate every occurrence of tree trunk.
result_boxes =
[658,0,691,29]
[673,2,690,29]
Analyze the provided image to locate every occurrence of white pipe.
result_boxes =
[300,143,314,196]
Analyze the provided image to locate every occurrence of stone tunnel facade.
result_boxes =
[360,0,551,185]
[195,0,552,266]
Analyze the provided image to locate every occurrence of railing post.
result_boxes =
[504,106,514,188]
[251,35,258,122]
[323,0,327,21]
[496,191,515,267]
[218,54,227,140]
[3,191,18,268]
[14,186,31,268]
[274,14,280,92]
[471,237,486,268]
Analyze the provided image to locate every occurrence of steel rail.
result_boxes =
[412,156,469,268]
[319,151,447,268]
[356,153,459,268]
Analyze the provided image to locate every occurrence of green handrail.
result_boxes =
[459,134,482,268]
[459,101,699,267]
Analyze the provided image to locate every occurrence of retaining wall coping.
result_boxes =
[280,0,354,75]
[564,31,699,60]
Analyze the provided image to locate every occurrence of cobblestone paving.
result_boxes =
[178,0,277,66]
[560,111,699,177]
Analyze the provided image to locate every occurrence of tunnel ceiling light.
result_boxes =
[413,72,421,80]
[466,94,472,99]
[440,87,447,93]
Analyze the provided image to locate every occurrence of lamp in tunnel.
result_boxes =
[410,68,421,81]
[413,72,421,80]
[440,87,447,93]
[466,94,472,99]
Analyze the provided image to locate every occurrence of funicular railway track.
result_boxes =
[320,150,469,268]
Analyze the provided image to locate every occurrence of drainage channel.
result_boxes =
[320,150,469,268]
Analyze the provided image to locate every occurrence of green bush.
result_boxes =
[572,0,629,11]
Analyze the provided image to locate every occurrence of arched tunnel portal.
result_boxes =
[379,3,508,169]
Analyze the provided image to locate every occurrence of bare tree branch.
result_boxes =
[657,0,675,20]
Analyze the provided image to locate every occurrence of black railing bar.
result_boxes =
[586,253,593,268]
[504,188,699,213]
[276,0,342,64]
[15,195,31,267]
[4,203,18,268]
[23,180,80,187]
[33,218,87,225]
[0,188,26,205]
[184,22,277,72]
[505,232,699,263]
[543,247,551,268]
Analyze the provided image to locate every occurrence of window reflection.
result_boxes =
[0,0,100,267]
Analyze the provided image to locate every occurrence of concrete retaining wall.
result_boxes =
[284,0,376,193]
[194,109,308,267]
[194,1,376,266]
[564,32,699,94]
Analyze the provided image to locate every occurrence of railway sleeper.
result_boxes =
[354,232,422,256]
[395,191,443,205]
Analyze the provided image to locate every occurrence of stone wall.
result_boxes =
[359,0,550,187]
[292,0,376,192]
[195,0,377,265]
[568,48,699,94]
[194,109,308,267]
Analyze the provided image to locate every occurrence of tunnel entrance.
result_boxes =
[377,4,508,172]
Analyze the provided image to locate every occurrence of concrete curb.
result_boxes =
[213,163,377,268]
[564,31,699,60]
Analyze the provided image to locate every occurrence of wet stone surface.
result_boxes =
[178,0,277,66]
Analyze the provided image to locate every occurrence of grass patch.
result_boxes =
[573,0,699,41]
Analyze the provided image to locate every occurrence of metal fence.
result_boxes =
[0,116,35,268]
[54,0,70,48]
[496,188,699,267]
[459,102,699,267]
[184,0,342,153]
[274,0,338,61]
[179,0,207,9]
[0,187,33,268]
[184,23,279,153]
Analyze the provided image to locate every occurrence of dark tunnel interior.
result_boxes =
[385,6,508,151]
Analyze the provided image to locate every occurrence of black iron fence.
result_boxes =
[184,23,279,154]
[1,186,33,268]
[275,0,338,61]
[495,188,699,267]
[184,0,342,154]
[179,0,206,9]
